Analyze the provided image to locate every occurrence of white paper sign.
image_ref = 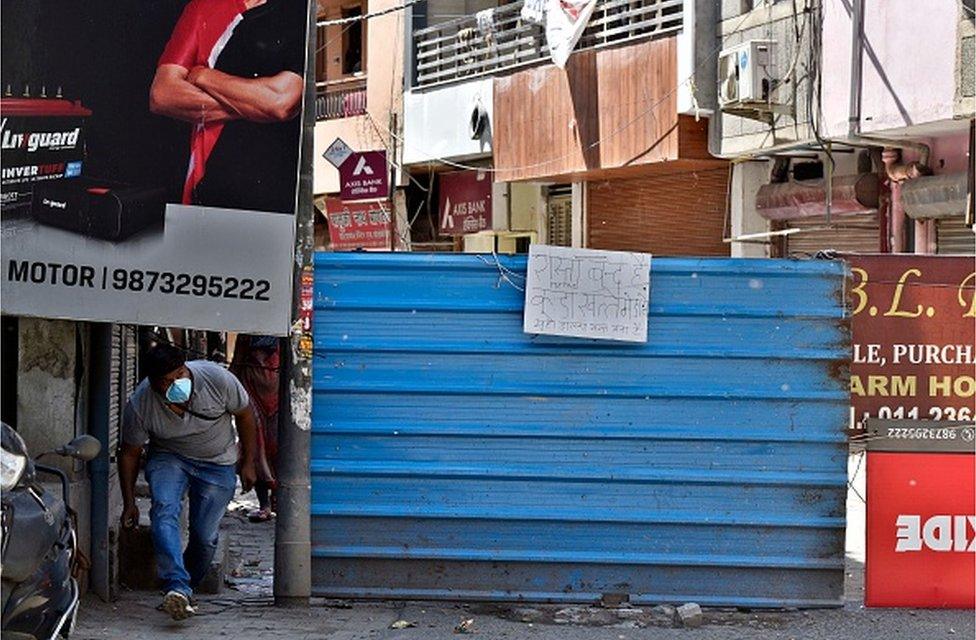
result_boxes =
[523,245,651,343]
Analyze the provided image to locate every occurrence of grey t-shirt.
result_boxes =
[122,360,249,465]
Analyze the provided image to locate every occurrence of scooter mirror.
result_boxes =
[58,435,102,462]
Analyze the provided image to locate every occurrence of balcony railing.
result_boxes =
[413,0,683,88]
[315,80,368,121]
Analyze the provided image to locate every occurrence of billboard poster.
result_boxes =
[846,255,976,428]
[325,198,392,251]
[0,0,311,335]
[439,170,492,235]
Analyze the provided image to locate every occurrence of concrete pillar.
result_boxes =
[16,318,91,573]
[913,218,929,254]
[571,182,586,248]
[393,189,411,251]
[729,162,770,258]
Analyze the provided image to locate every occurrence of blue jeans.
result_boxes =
[144,451,237,596]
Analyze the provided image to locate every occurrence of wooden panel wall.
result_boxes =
[493,37,678,183]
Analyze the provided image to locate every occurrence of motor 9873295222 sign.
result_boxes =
[107,269,271,300]
[5,259,272,301]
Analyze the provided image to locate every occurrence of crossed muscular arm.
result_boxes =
[150,63,302,124]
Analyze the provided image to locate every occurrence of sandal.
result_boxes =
[247,508,273,522]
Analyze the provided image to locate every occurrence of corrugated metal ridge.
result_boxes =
[314,385,849,401]
[314,252,849,275]
[319,344,848,360]
[310,547,845,570]
[317,302,845,319]
[310,461,847,487]
[311,423,848,443]
[315,254,849,318]
[313,587,843,609]
[309,506,845,528]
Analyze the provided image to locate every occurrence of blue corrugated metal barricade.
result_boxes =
[311,253,850,607]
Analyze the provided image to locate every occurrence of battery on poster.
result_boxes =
[0,100,90,211]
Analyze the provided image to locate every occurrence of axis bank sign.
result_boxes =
[439,170,492,235]
[339,151,388,201]
[895,514,976,552]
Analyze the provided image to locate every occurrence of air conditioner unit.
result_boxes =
[718,40,786,120]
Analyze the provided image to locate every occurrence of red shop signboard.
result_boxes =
[439,170,492,235]
[864,421,975,608]
[325,198,392,251]
[845,255,976,426]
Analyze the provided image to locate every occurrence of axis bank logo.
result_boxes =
[895,515,976,552]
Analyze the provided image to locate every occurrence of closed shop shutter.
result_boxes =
[108,325,138,456]
[109,327,122,453]
[587,168,730,256]
[786,214,881,257]
[936,217,976,255]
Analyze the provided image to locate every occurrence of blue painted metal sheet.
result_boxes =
[311,253,850,607]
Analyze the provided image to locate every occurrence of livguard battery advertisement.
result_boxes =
[0,0,312,334]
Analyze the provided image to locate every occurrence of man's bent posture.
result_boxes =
[119,344,257,620]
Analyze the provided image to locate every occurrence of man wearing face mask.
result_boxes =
[119,343,258,620]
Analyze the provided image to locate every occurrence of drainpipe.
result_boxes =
[912,218,937,254]
[888,181,906,253]
[912,213,928,253]
[848,0,939,254]
[87,323,112,601]
[880,145,930,181]
[882,147,932,254]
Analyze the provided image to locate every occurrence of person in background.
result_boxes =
[230,335,280,522]
[119,344,257,620]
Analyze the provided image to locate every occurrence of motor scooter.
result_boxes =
[1,421,101,639]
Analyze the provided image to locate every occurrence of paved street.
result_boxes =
[72,459,974,640]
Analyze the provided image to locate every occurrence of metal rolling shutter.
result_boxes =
[312,253,850,607]
[936,217,976,255]
[108,325,138,457]
[586,170,730,256]
[109,327,122,454]
[107,324,137,596]
[786,215,881,257]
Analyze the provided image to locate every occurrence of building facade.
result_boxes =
[396,0,732,255]
[714,0,975,258]
[313,0,411,250]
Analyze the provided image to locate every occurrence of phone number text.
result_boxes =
[107,268,271,301]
